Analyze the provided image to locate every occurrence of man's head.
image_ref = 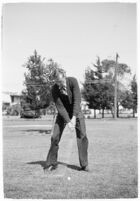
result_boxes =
[52,68,66,86]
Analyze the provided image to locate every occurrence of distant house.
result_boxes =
[10,94,21,105]
[2,93,11,107]
[81,99,89,111]
[2,92,21,108]
[2,92,22,116]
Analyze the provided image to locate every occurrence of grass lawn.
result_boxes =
[3,118,138,199]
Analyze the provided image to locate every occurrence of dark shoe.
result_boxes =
[44,164,58,173]
[81,166,89,172]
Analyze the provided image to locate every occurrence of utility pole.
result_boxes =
[114,53,119,119]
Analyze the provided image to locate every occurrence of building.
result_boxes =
[10,94,21,105]
[81,99,89,111]
[2,92,21,108]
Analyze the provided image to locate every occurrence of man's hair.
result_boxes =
[51,68,66,81]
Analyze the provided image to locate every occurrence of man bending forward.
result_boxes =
[44,68,89,171]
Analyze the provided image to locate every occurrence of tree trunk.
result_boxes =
[94,109,96,119]
[133,109,135,118]
[117,104,119,118]
[102,109,104,118]
[111,108,114,118]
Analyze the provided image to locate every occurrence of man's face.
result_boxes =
[56,73,66,86]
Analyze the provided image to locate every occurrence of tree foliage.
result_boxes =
[82,57,114,118]
[121,75,137,117]
[82,56,131,118]
[22,50,59,111]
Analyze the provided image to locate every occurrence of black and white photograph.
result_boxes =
[1,1,138,199]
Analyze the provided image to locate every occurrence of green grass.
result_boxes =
[3,118,138,198]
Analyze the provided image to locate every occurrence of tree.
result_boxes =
[82,58,101,118]
[131,75,137,116]
[82,57,114,118]
[101,59,131,117]
[82,56,131,118]
[121,75,137,117]
[22,50,60,114]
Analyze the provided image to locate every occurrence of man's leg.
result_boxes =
[45,115,65,168]
[75,113,88,168]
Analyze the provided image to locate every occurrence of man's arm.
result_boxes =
[52,86,71,123]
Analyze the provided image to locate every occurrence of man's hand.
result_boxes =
[67,116,76,132]
[67,122,75,132]
[71,116,76,127]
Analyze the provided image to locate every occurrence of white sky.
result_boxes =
[2,2,137,93]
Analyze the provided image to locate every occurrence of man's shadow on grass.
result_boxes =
[25,129,51,134]
[27,161,81,171]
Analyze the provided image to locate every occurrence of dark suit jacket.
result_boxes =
[52,77,81,123]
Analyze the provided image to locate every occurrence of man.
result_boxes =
[44,68,89,171]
